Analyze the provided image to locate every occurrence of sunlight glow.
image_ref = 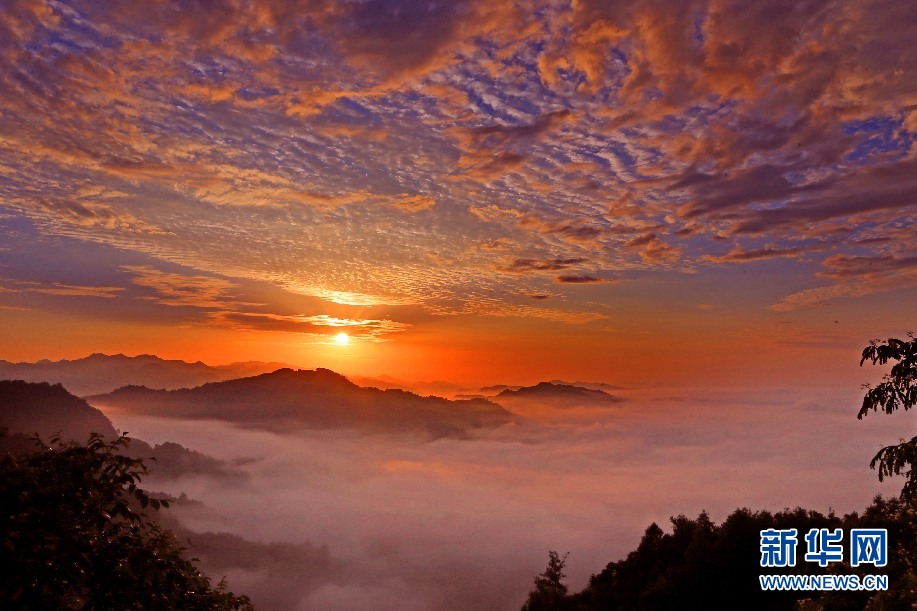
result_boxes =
[334,332,350,346]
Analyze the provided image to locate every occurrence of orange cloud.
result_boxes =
[389,194,436,213]
[702,246,804,264]
[123,265,238,309]
[209,311,409,340]
[1,278,124,299]
[624,232,683,265]
[772,253,917,311]
[497,257,589,274]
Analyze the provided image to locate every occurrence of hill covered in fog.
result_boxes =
[89,368,518,439]
[497,382,624,406]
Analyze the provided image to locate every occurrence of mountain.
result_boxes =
[348,374,469,398]
[0,380,240,480]
[0,353,292,396]
[496,382,624,406]
[89,368,517,439]
[0,379,119,442]
[547,379,626,392]
[478,380,624,397]
[479,384,524,394]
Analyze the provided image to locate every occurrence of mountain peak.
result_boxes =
[497,381,623,404]
[0,379,118,443]
[0,354,297,396]
[89,368,517,439]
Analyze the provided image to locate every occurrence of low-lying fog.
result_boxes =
[100,385,902,610]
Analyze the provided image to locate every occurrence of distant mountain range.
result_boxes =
[0,353,626,402]
[480,379,624,395]
[2,355,625,441]
[348,374,469,398]
[0,380,241,480]
[496,381,624,405]
[88,368,518,439]
[0,353,291,396]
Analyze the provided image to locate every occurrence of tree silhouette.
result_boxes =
[858,334,917,499]
[560,501,917,610]
[522,550,572,611]
[0,433,252,610]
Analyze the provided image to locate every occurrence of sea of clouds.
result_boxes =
[101,384,902,610]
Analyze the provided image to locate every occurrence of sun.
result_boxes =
[333,332,350,346]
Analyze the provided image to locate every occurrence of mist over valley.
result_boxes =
[1,354,903,609]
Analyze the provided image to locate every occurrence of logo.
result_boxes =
[851,529,888,567]
[804,528,844,567]
[759,527,888,568]
[760,528,797,567]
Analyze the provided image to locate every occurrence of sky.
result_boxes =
[0,0,915,386]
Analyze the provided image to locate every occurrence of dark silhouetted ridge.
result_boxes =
[0,379,119,442]
[0,380,242,480]
[497,381,623,405]
[0,353,291,396]
[91,368,517,438]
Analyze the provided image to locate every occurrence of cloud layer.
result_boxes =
[0,0,913,337]
[107,383,904,610]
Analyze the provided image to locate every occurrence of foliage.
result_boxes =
[522,551,573,611]
[858,334,917,499]
[0,433,252,610]
[527,498,917,610]
[571,508,841,611]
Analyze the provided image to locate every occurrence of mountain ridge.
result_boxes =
[89,367,518,439]
[0,353,293,396]
[496,381,624,405]
[0,380,242,480]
